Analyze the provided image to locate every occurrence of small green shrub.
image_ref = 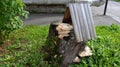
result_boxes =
[0,0,28,41]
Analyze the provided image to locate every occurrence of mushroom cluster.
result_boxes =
[79,46,92,57]
[73,46,92,63]
[56,23,73,39]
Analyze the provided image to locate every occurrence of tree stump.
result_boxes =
[45,3,96,66]
[46,22,86,67]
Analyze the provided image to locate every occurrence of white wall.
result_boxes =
[23,0,104,6]
[22,0,68,4]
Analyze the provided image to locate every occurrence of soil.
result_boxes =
[0,40,13,57]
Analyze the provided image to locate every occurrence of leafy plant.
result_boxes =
[0,0,28,41]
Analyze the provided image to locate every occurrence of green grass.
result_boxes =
[0,24,120,67]
[0,25,49,67]
[114,0,120,2]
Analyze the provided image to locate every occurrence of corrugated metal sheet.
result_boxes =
[69,3,96,42]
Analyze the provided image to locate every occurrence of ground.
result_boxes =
[23,1,120,26]
[0,0,120,67]
[1,24,120,67]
